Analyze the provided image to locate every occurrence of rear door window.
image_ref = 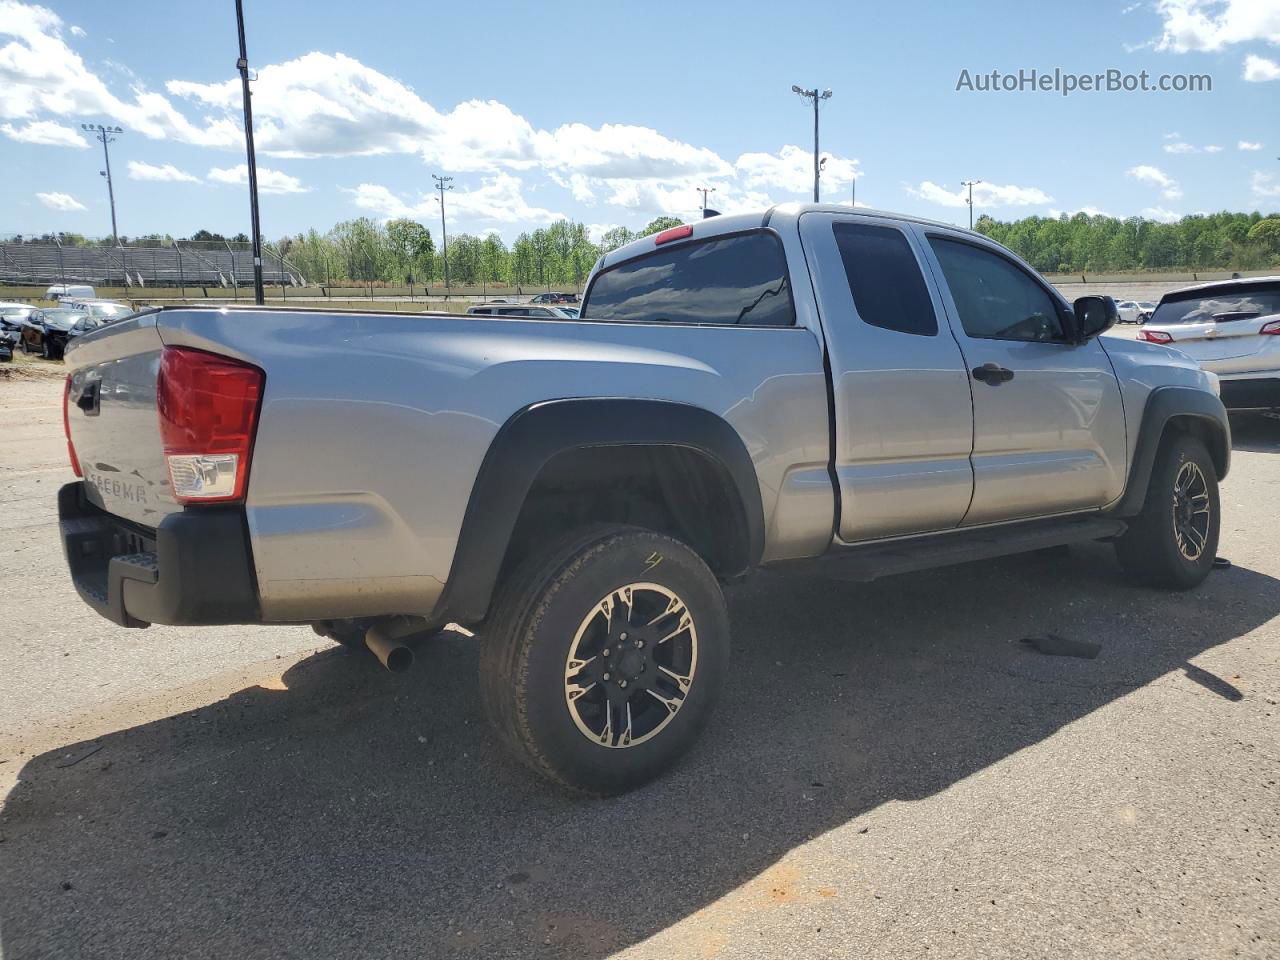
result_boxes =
[584,231,795,326]
[832,222,937,336]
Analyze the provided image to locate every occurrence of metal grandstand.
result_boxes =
[0,236,304,288]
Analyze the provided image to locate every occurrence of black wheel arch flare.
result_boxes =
[433,398,766,626]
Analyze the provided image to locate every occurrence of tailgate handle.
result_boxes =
[75,379,101,415]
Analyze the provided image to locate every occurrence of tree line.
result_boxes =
[13,209,1277,284]
[274,217,683,288]
[975,210,1280,275]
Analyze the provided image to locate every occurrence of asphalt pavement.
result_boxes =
[0,366,1277,959]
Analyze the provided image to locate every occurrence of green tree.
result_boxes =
[385,219,434,285]
[639,216,683,237]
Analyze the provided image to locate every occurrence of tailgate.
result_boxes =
[1157,319,1272,363]
[64,312,181,527]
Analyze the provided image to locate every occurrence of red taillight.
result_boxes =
[654,224,693,246]
[1139,329,1173,344]
[63,375,82,477]
[1261,319,1280,335]
[157,346,264,504]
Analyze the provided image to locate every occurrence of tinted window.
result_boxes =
[1150,287,1280,325]
[833,223,937,336]
[929,238,1065,342]
[584,231,794,326]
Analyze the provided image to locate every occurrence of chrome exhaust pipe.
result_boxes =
[364,623,414,673]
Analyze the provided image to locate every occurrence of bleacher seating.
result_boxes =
[0,240,302,288]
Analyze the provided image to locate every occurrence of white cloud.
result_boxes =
[0,118,86,147]
[1153,0,1280,52]
[1243,53,1280,80]
[1141,206,1181,222]
[1253,171,1280,199]
[1163,140,1198,153]
[1204,144,1223,152]
[905,180,1054,208]
[208,164,308,194]
[128,159,198,182]
[348,173,565,225]
[1163,131,1182,139]
[1127,164,1183,199]
[0,1,241,146]
[1238,139,1263,149]
[1122,1,1142,12]
[36,190,85,211]
[735,144,859,196]
[69,24,84,37]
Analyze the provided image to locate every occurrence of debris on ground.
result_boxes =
[1018,634,1101,659]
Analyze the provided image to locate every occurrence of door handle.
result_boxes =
[972,363,1015,385]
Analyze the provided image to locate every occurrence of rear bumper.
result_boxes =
[1219,376,1280,411]
[58,481,260,628]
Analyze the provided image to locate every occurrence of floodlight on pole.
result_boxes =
[696,186,716,211]
[81,123,123,245]
[961,179,983,230]
[792,85,833,202]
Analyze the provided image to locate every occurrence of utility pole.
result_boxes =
[80,124,123,245]
[234,0,265,304]
[696,186,716,211]
[792,85,832,202]
[961,179,983,230]
[433,174,453,290]
[852,175,856,208]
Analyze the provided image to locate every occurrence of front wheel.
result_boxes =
[1115,433,1220,589]
[480,525,729,794]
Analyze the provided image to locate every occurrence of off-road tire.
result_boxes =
[1115,432,1220,589]
[479,524,729,795]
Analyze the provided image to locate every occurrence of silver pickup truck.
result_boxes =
[59,204,1230,794]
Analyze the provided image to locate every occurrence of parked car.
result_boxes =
[530,292,579,304]
[0,304,38,336]
[65,314,107,346]
[466,303,575,318]
[21,307,81,359]
[44,284,96,302]
[1115,300,1142,324]
[65,299,134,321]
[1139,276,1280,411]
[0,326,15,361]
[1137,301,1156,322]
[59,205,1228,794]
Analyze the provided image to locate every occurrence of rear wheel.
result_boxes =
[1115,433,1220,589]
[480,525,729,794]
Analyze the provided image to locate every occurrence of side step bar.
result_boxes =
[777,515,1127,583]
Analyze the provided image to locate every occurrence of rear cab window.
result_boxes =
[583,230,795,326]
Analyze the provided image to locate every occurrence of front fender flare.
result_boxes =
[1108,385,1230,518]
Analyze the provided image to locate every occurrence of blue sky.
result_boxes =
[3,0,1278,243]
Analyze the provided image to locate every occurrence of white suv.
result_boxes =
[1140,276,1280,411]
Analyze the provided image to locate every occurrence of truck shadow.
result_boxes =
[2,543,1276,959]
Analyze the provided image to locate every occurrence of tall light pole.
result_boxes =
[696,186,716,212]
[433,174,453,290]
[80,124,123,245]
[961,179,983,230]
[234,0,265,305]
[792,85,832,203]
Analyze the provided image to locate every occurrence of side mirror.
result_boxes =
[1073,295,1118,341]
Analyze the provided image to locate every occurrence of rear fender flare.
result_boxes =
[434,398,765,626]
